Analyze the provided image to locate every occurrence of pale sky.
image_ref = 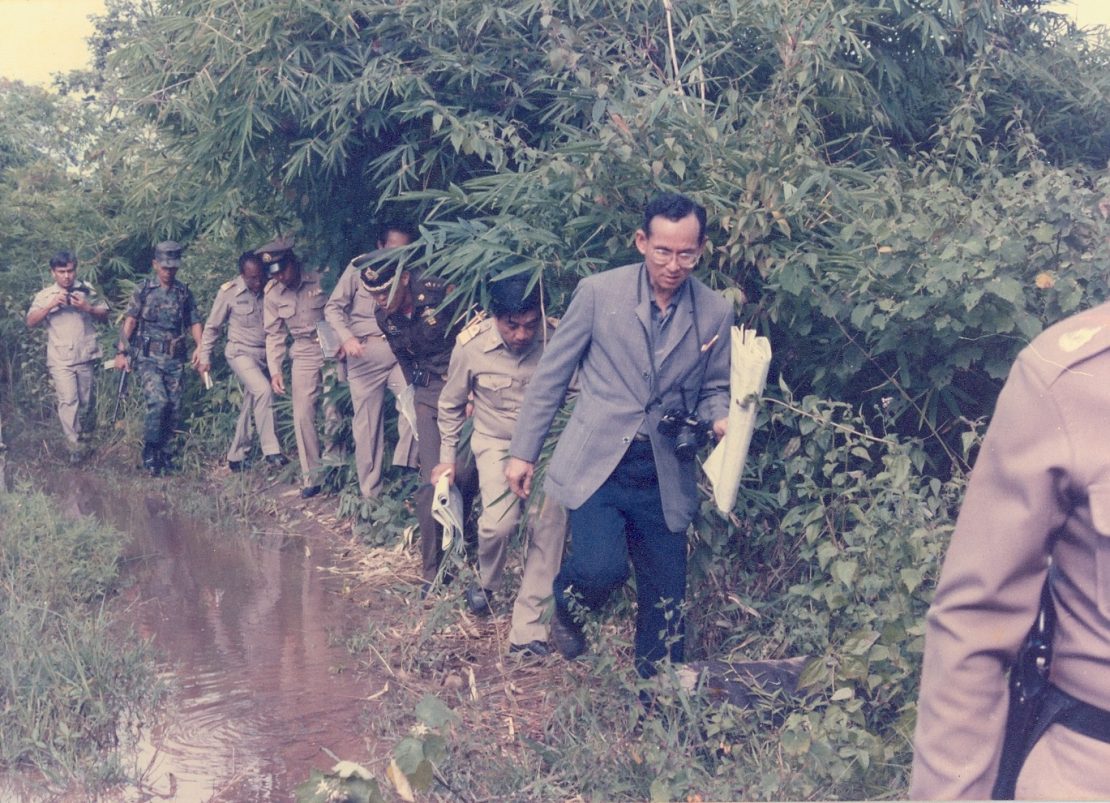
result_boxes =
[0,0,1106,88]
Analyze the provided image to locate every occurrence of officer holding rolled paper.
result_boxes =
[361,253,478,587]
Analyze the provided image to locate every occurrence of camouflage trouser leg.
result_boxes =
[138,356,184,449]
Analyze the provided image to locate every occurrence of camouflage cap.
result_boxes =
[254,236,296,275]
[154,241,183,267]
[356,251,404,292]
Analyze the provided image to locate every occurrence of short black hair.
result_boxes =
[50,250,77,269]
[488,275,542,318]
[238,251,263,274]
[377,219,419,246]
[642,193,707,242]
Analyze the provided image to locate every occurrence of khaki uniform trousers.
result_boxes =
[414,381,478,581]
[289,339,324,487]
[509,494,568,646]
[346,335,417,498]
[49,360,97,449]
[226,351,281,462]
[470,431,520,591]
[1014,724,1110,800]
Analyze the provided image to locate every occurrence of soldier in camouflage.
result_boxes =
[113,241,204,475]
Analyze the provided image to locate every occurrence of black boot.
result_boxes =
[141,444,161,477]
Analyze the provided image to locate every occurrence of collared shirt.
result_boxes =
[198,274,265,363]
[263,271,326,374]
[28,281,108,367]
[645,268,689,357]
[324,262,388,344]
[437,316,557,463]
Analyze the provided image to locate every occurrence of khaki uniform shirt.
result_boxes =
[437,317,557,464]
[263,271,326,375]
[324,262,388,343]
[911,300,1110,798]
[28,281,108,367]
[198,275,266,364]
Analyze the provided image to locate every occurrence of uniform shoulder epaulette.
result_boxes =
[456,313,490,347]
[220,279,236,292]
[546,315,560,329]
[264,278,279,293]
[1025,303,1110,383]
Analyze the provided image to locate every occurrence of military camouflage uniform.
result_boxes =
[376,271,479,581]
[125,278,201,464]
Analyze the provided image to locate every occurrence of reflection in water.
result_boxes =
[63,474,376,801]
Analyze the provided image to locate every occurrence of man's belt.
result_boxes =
[1048,683,1110,743]
[409,366,448,387]
[142,337,186,358]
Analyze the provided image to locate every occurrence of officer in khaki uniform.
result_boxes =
[197,251,288,472]
[325,238,417,498]
[362,255,478,583]
[431,277,568,653]
[26,250,109,462]
[912,302,1110,799]
[261,238,327,498]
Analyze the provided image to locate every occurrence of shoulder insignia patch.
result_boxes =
[456,315,488,346]
[221,279,235,292]
[546,315,560,329]
[264,278,279,293]
[1059,326,1103,353]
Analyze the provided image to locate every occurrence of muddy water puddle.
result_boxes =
[63,473,379,800]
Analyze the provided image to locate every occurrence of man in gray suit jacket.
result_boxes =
[506,192,733,677]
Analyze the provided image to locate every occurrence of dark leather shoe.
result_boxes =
[228,460,244,472]
[265,453,289,467]
[509,640,551,658]
[300,485,321,499]
[465,585,493,616]
[550,607,587,660]
[141,444,160,476]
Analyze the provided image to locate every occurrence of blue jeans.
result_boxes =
[555,439,687,677]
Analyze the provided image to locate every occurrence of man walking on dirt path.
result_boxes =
[262,237,329,499]
[430,275,568,647]
[506,192,733,677]
[26,250,110,464]
[362,252,478,588]
[325,221,418,498]
[196,251,288,473]
[113,241,204,476]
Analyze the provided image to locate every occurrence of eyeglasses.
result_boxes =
[648,246,701,268]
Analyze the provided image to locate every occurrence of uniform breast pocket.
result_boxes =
[275,301,296,321]
[475,374,513,410]
[1090,483,1110,618]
